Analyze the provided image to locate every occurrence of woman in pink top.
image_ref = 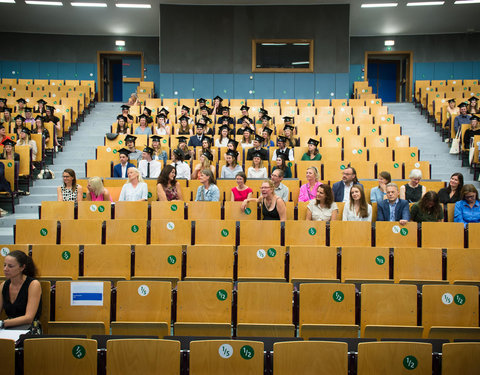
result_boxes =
[86,176,112,201]
[298,166,322,202]
[231,172,253,201]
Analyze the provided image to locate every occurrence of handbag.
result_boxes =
[449,129,460,155]
[39,167,54,179]
[469,138,475,165]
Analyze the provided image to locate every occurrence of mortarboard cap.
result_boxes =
[202,115,213,124]
[283,116,293,123]
[195,121,206,128]
[121,104,130,110]
[159,107,170,115]
[181,105,190,112]
[468,96,479,102]
[226,149,238,158]
[14,115,25,122]
[143,146,154,154]
[458,102,468,108]
[261,114,272,121]
[179,115,190,123]
[259,108,268,115]
[0,98,7,104]
[24,107,32,113]
[213,95,223,102]
[35,115,44,122]
[254,134,265,143]
[125,135,137,143]
[470,115,480,122]
[252,151,263,159]
[221,106,230,112]
[118,148,131,156]
[307,138,320,146]
[198,98,206,104]
[117,115,127,121]
[262,127,273,135]
[37,99,47,105]
[21,127,31,136]
[156,113,167,119]
[219,124,230,132]
[138,114,149,121]
[2,138,16,147]
[46,105,55,112]
[143,107,152,116]
[16,98,26,104]
[218,116,232,123]
[3,107,11,113]
[177,136,188,143]
[202,150,214,161]
[173,148,185,160]
[150,135,162,142]
[240,105,250,111]
[203,136,212,144]
[277,135,288,143]
[283,124,295,132]
[447,98,456,104]
[228,139,239,148]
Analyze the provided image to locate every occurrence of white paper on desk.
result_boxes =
[70,282,103,306]
[0,329,29,342]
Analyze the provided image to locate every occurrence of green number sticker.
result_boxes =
[393,163,399,168]
[0,247,10,256]
[216,289,227,301]
[170,204,178,211]
[72,345,86,359]
[167,255,176,264]
[131,225,139,233]
[267,248,276,257]
[387,117,391,122]
[113,149,117,154]
[358,149,363,154]
[118,140,123,145]
[328,129,333,133]
[221,229,229,237]
[162,139,167,144]
[346,117,351,121]
[7,162,12,167]
[403,355,418,370]
[410,152,416,157]
[308,227,316,236]
[62,251,71,260]
[333,291,344,302]
[340,165,346,170]
[148,192,152,198]
[98,205,105,213]
[336,137,341,142]
[240,345,255,360]
[375,255,385,265]
[400,228,408,236]
[454,293,466,305]
[83,192,87,198]
[40,228,48,236]
[244,207,252,215]
[372,128,376,132]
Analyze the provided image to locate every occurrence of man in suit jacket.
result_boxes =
[188,123,206,147]
[332,167,363,202]
[377,183,410,225]
[113,148,135,178]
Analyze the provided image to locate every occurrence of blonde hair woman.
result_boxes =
[118,167,148,201]
[192,150,215,179]
[86,176,112,201]
[242,179,286,221]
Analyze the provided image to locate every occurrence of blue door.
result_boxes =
[111,61,123,102]
[368,61,398,102]
[122,55,142,102]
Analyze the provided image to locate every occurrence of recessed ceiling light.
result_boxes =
[361,3,398,7]
[25,0,62,5]
[454,0,480,4]
[0,0,15,3]
[71,2,107,6]
[115,3,151,8]
[407,1,444,5]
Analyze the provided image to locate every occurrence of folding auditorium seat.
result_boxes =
[32,244,79,280]
[320,135,342,148]
[341,247,390,283]
[388,135,410,148]
[375,221,418,248]
[50,280,111,336]
[81,244,131,281]
[224,201,258,220]
[24,338,97,375]
[376,160,403,179]
[194,220,236,245]
[105,219,147,244]
[15,219,57,244]
[322,161,351,181]
[441,343,480,375]
[344,146,368,164]
[236,281,294,337]
[393,146,419,162]
[289,246,338,283]
[111,280,172,336]
[361,284,423,339]
[421,222,464,248]
[107,339,181,375]
[273,341,348,375]
[187,201,221,220]
[60,220,103,244]
[422,284,480,340]
[0,338,15,375]
[237,245,286,281]
[404,160,431,179]
[86,159,112,178]
[239,220,281,246]
[150,200,185,220]
[189,340,264,375]
[40,201,74,220]
[330,221,372,247]
[114,201,148,220]
[77,201,112,220]
[378,124,402,138]
[365,135,388,148]
[284,221,326,246]
[357,342,432,375]
[132,245,182,283]
[174,280,232,336]
[393,247,445,284]
[447,248,480,284]
[299,283,358,339]
[185,245,234,281]
[150,219,191,245]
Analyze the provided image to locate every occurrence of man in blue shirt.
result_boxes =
[454,102,471,134]
[377,183,410,225]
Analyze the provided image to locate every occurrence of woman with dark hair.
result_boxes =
[410,191,444,222]
[33,115,50,145]
[343,185,372,221]
[467,96,479,114]
[44,105,62,150]
[271,154,292,178]
[454,184,480,225]
[306,184,338,221]
[1,250,42,330]
[370,171,392,203]
[231,172,253,201]
[438,173,464,204]
[221,150,243,179]
[57,168,83,202]
[115,115,131,134]
[301,138,322,161]
[157,165,183,201]
[195,169,220,201]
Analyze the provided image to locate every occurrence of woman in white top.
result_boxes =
[171,148,191,180]
[17,128,37,161]
[119,167,148,201]
[247,152,268,179]
[342,185,372,221]
[240,128,253,149]
[306,184,338,221]
[155,113,171,136]
[215,124,230,147]
[221,150,243,179]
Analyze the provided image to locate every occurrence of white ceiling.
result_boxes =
[0,0,479,37]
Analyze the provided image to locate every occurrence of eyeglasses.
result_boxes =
[62,175,72,178]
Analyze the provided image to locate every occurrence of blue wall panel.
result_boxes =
[294,73,314,99]
[414,62,435,81]
[274,73,295,99]
[19,62,39,79]
[1,61,21,79]
[315,74,335,99]
[123,83,137,102]
[473,62,480,80]
[193,74,214,100]
[253,73,274,99]
[38,62,57,79]
[434,62,453,80]
[57,63,77,80]
[335,73,350,99]
[172,73,194,98]
[213,74,234,99]
[233,74,253,101]
[349,64,363,97]
[159,73,173,98]
[453,61,473,80]
[144,64,160,97]
[75,63,97,81]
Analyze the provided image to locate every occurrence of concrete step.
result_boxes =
[17,193,57,204]
[13,203,41,214]
[0,213,39,228]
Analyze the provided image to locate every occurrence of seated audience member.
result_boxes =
[271,135,294,161]
[200,136,213,155]
[134,114,152,135]
[127,92,139,107]
[271,168,289,202]
[15,98,26,115]
[236,105,252,125]
[118,167,148,201]
[192,150,215,180]
[332,166,362,203]
[454,184,480,225]
[154,113,170,136]
[177,115,192,136]
[242,180,286,221]
[0,107,14,129]
[370,171,391,203]
[17,128,37,161]
[246,134,268,160]
[444,98,458,133]
[179,105,193,124]
[299,166,322,202]
[231,172,253,201]
[377,183,410,225]
[271,154,292,178]
[301,138,322,160]
[195,169,220,202]
[44,106,62,149]
[142,107,154,124]
[119,104,133,123]
[261,126,275,148]
[400,169,426,203]
[150,135,168,163]
[0,98,6,113]
[0,162,12,194]
[33,116,50,145]
[467,96,479,114]
[240,128,254,149]
[215,124,231,147]
[306,184,338,221]
[115,115,131,134]
[438,172,464,204]
[188,122,206,147]
[221,150,243,179]
[85,176,112,202]
[24,107,35,127]
[212,96,224,115]
[1,250,42,330]
[0,138,20,162]
[138,146,162,179]
[236,115,255,135]
[453,102,470,134]
[124,135,142,162]
[57,168,83,202]
[410,191,444,222]
[343,185,372,221]
[247,152,268,179]
[0,124,7,144]
[13,115,25,138]
[463,115,480,151]
[177,136,194,161]
[156,165,183,201]
[113,148,135,178]
[282,122,299,147]
[171,148,191,180]
[195,98,211,115]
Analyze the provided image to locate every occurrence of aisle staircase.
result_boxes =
[0,102,119,243]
